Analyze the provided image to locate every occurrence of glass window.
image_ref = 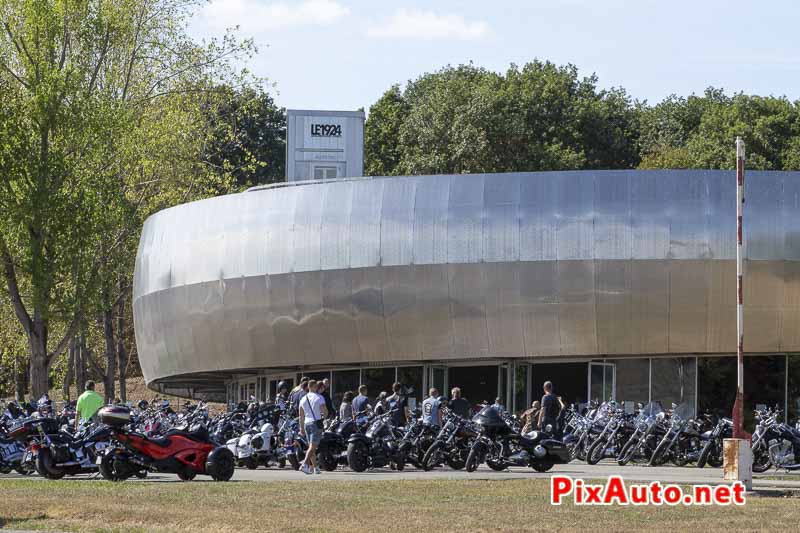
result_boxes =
[248,382,256,400]
[397,366,424,408]
[430,367,446,396]
[650,357,696,416]
[332,369,360,407]
[788,355,800,424]
[744,355,785,430]
[514,363,529,414]
[698,356,736,419]
[700,355,786,430]
[530,363,588,408]
[258,377,267,402]
[612,358,650,409]
[449,365,498,406]
[362,367,396,404]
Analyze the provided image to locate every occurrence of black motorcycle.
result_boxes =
[616,401,664,465]
[649,403,699,466]
[421,410,477,471]
[696,415,731,468]
[317,411,368,471]
[346,410,408,472]
[464,406,570,473]
[586,406,633,465]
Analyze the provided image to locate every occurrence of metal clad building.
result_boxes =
[133,170,800,420]
[285,109,364,181]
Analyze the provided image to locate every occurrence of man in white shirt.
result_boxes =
[298,379,328,474]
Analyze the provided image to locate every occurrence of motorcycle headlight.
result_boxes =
[526,431,539,441]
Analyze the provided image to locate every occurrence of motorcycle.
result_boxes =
[464,405,570,473]
[421,410,477,471]
[649,403,704,467]
[279,416,308,471]
[346,410,409,472]
[585,404,633,465]
[750,407,800,472]
[616,401,664,465]
[97,406,234,482]
[696,415,731,468]
[8,417,111,479]
[317,411,369,472]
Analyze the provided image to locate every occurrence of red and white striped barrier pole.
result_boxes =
[733,136,745,439]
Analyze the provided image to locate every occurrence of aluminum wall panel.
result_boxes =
[447,174,484,264]
[132,170,800,399]
[381,178,417,267]
[412,177,449,265]
[519,174,557,261]
[320,182,352,270]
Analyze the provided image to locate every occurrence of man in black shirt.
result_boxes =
[538,381,559,433]
[448,387,471,418]
[386,382,409,427]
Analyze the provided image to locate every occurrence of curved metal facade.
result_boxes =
[133,170,800,398]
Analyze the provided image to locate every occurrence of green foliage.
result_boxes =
[365,61,641,175]
[639,89,800,170]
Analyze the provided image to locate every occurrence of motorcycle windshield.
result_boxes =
[638,401,664,422]
[672,403,694,423]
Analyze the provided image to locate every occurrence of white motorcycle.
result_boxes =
[226,422,286,469]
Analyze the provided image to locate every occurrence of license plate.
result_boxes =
[96,456,103,465]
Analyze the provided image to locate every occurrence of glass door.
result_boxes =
[588,362,615,404]
[428,366,448,397]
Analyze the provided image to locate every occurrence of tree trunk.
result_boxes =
[75,333,87,393]
[117,281,128,402]
[63,338,75,401]
[102,306,116,404]
[28,317,49,399]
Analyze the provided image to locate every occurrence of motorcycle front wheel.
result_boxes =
[617,438,638,466]
[447,448,468,470]
[346,441,369,472]
[421,441,444,471]
[752,448,771,473]
[465,446,483,472]
[649,440,670,466]
[586,439,607,465]
[696,440,713,468]
[287,453,300,471]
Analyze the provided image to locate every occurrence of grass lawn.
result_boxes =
[0,477,796,532]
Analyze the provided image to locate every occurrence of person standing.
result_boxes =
[538,381,559,433]
[491,397,506,414]
[386,382,409,428]
[448,387,471,419]
[521,401,541,434]
[320,379,335,419]
[339,392,354,421]
[421,388,442,427]
[352,385,370,415]
[289,378,309,417]
[298,380,328,475]
[75,381,104,430]
[373,392,388,415]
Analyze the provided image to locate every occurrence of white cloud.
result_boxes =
[198,0,350,33]
[366,9,490,41]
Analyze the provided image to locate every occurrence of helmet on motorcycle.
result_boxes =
[37,394,53,414]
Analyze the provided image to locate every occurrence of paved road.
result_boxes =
[3,461,800,490]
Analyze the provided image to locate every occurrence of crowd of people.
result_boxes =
[272,376,567,475]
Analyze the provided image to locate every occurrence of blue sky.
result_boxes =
[191,0,800,112]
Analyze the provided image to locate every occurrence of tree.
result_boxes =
[203,85,286,188]
[363,61,641,176]
[0,0,254,398]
